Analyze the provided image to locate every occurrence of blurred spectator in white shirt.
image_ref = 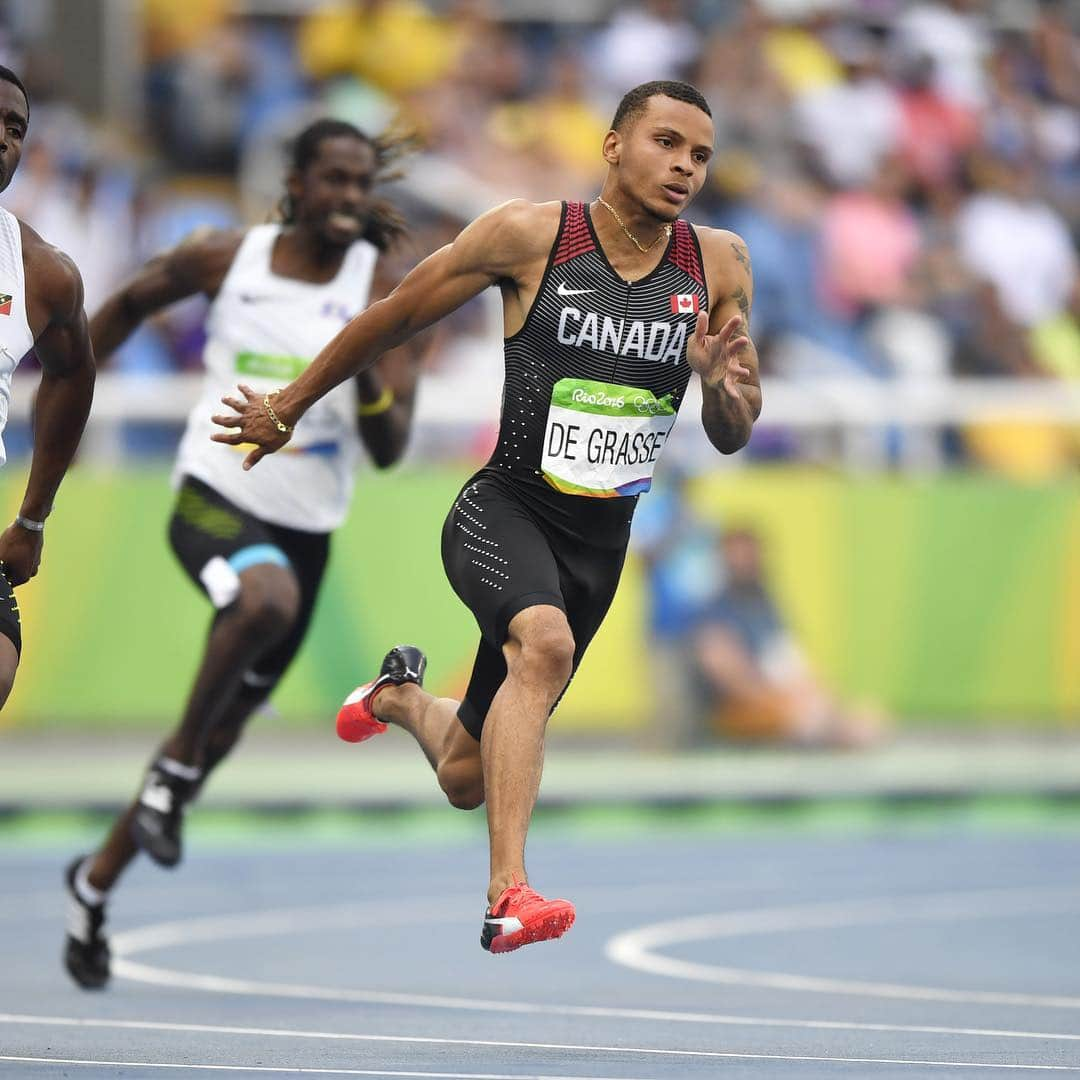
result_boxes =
[589,0,700,101]
[956,154,1079,328]
[894,0,991,110]
[793,24,902,188]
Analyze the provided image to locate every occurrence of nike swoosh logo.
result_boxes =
[484,916,524,931]
[556,282,594,297]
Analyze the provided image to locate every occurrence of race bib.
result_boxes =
[541,378,676,498]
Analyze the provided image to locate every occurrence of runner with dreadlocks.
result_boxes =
[63,118,420,989]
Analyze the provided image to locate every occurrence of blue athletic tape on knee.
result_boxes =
[228,544,291,574]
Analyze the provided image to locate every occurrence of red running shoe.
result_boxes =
[336,645,426,743]
[480,882,576,954]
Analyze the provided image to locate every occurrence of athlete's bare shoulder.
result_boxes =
[693,225,752,304]
[174,223,246,258]
[161,225,246,295]
[460,199,562,281]
[486,199,561,244]
[18,219,85,331]
[694,226,751,276]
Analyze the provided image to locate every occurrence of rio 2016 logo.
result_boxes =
[572,388,625,409]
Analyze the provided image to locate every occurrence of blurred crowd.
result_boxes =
[0,0,1077,469]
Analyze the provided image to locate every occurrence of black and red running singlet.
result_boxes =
[481,200,708,545]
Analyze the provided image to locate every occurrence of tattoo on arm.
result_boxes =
[732,285,750,325]
[731,241,751,275]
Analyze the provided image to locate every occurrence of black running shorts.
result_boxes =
[169,476,330,689]
[442,469,628,739]
[0,566,20,656]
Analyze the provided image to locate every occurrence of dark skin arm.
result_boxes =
[354,348,421,468]
[351,263,424,469]
[689,229,762,454]
[89,228,242,362]
[0,226,96,585]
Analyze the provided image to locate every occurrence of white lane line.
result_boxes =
[0,1061,652,1080]
[97,963,1080,1045]
[2,1052,1079,1074]
[108,878,785,957]
[606,886,1080,1009]
[103,894,1080,1045]
[104,889,1080,1043]
[7,1009,1080,1061]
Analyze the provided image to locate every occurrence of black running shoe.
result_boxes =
[129,761,197,868]
[63,856,110,989]
[337,645,427,743]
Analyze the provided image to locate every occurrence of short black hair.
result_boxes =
[280,117,413,252]
[611,80,710,133]
[0,65,29,122]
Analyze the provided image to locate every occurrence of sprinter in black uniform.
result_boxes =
[214,81,762,954]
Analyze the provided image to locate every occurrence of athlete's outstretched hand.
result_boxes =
[211,383,293,470]
[686,312,751,401]
[0,523,43,586]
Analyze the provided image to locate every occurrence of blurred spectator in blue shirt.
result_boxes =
[693,527,884,747]
[631,471,723,747]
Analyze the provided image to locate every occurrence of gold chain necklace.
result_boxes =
[596,197,672,254]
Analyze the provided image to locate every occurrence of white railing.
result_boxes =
[9,369,1078,470]
[12,371,1075,424]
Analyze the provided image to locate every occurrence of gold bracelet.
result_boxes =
[263,393,293,434]
[357,386,394,417]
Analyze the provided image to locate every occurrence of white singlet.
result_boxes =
[0,207,36,468]
[174,224,379,532]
